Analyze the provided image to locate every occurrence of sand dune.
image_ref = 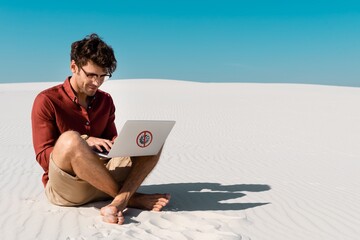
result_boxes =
[0,79,359,239]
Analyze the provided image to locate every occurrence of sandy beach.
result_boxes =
[0,79,359,240]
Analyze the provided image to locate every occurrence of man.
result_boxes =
[31,33,170,225]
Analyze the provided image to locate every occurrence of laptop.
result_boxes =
[95,120,176,158]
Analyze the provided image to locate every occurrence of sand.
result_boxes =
[0,79,359,239]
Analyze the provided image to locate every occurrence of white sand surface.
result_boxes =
[0,79,359,240]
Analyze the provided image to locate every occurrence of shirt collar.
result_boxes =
[63,77,78,103]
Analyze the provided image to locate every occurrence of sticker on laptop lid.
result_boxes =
[136,130,153,148]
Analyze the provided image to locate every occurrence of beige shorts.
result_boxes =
[45,156,132,206]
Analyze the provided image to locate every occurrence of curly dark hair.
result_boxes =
[70,33,117,74]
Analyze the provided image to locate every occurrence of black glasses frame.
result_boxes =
[80,66,112,81]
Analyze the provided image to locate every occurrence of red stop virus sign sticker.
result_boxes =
[136,131,153,148]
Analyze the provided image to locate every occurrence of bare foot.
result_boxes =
[128,193,171,211]
[100,205,125,225]
[100,193,170,224]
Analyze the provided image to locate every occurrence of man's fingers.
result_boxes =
[99,140,112,152]
[89,138,113,152]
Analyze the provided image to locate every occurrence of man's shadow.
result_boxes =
[138,182,271,211]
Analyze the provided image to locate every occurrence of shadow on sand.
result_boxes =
[138,182,271,211]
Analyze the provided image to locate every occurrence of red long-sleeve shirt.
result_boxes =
[31,77,117,187]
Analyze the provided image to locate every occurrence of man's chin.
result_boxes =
[87,88,98,96]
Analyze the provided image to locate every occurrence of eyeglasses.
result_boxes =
[80,66,112,82]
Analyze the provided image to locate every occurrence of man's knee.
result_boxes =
[52,131,84,173]
[53,131,83,157]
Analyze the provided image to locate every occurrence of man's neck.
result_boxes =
[69,76,88,108]
[78,96,88,108]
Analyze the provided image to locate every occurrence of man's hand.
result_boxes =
[86,136,113,152]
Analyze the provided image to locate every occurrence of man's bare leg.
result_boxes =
[52,131,169,224]
[52,131,120,198]
[100,150,171,224]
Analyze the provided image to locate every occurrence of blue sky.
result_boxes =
[1,0,360,87]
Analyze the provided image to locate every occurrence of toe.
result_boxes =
[103,214,118,224]
[117,212,125,225]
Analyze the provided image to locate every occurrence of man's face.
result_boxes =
[71,60,109,97]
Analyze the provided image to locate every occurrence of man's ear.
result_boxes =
[70,60,77,74]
